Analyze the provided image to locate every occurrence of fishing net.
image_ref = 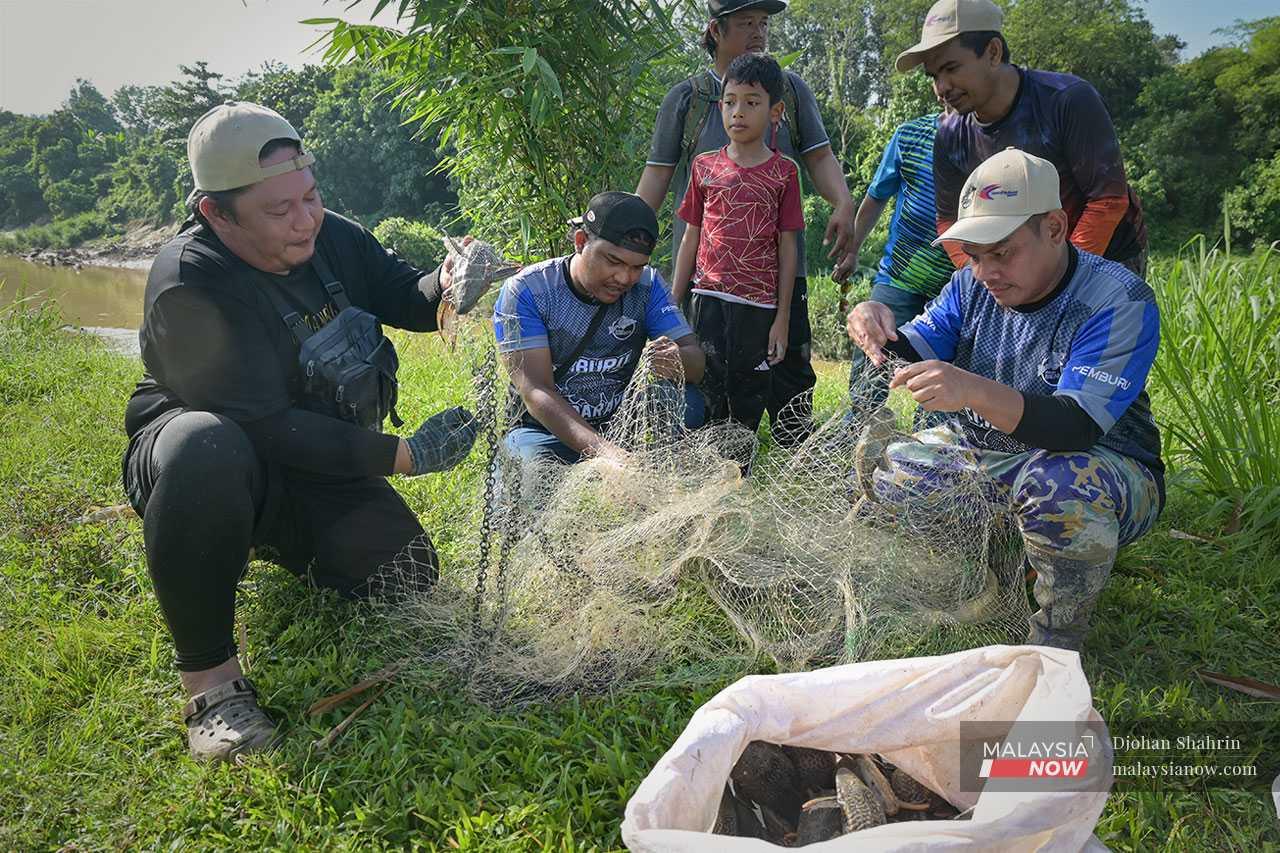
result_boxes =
[370,292,1032,707]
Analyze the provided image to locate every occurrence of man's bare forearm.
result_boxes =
[635,164,675,211]
[521,385,607,454]
[804,146,853,210]
[965,373,1025,433]
[851,195,887,255]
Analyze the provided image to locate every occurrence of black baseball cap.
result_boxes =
[571,191,658,255]
[708,0,787,17]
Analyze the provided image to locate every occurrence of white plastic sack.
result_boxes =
[623,645,1112,852]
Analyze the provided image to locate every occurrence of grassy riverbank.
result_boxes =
[2,248,1278,849]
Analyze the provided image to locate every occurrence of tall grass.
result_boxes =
[0,210,115,254]
[1149,237,1280,533]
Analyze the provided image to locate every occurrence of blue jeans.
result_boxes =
[849,282,932,413]
[504,383,706,466]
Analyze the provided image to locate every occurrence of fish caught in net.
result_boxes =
[368,305,1032,706]
[436,237,522,347]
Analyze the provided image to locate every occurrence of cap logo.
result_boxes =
[961,183,977,209]
[926,12,955,25]
[586,210,597,222]
[978,183,1019,200]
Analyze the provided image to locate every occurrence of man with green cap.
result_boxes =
[846,148,1164,650]
[122,102,481,762]
[637,0,857,448]
[896,0,1148,276]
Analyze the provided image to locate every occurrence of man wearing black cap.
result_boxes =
[637,0,857,448]
[494,192,705,467]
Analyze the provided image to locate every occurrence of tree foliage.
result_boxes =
[310,0,688,257]
[1225,150,1280,247]
[0,60,458,239]
[303,65,454,226]
[1001,0,1180,126]
[0,3,1278,250]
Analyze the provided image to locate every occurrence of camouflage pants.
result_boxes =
[871,425,1163,650]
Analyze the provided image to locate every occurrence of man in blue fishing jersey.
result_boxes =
[846,149,1164,650]
[494,192,706,482]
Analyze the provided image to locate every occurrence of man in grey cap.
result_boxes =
[846,149,1164,650]
[122,102,480,762]
[896,0,1148,276]
[637,0,857,448]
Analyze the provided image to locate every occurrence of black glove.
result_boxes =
[406,406,479,475]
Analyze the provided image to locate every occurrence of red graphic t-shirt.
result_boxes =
[677,147,805,307]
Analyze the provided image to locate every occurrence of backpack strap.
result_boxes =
[679,71,719,174]
[553,302,611,384]
[308,250,351,311]
[256,251,353,346]
[780,72,803,155]
[253,269,317,346]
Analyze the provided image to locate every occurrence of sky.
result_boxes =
[0,0,401,114]
[2,0,1277,115]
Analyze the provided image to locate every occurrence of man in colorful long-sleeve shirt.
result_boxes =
[846,112,956,408]
[896,0,1148,275]
[846,149,1163,650]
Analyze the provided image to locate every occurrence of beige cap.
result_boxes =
[895,0,1004,72]
[187,102,316,192]
[933,148,1061,247]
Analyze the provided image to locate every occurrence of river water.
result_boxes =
[0,255,149,354]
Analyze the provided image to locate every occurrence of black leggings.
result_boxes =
[123,410,437,671]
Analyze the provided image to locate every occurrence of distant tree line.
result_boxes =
[0,61,456,247]
[1,2,1277,256]
[771,1,1280,254]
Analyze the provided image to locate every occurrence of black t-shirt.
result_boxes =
[125,210,442,478]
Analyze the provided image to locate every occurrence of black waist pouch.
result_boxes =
[263,253,404,432]
[297,304,402,431]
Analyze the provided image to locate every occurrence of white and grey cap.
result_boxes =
[933,148,1062,247]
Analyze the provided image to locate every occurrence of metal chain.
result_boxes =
[490,454,521,642]
[470,344,500,640]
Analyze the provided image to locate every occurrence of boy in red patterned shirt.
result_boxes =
[673,52,805,435]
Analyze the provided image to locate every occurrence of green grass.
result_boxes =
[1148,241,1280,534]
[1,276,1278,849]
[0,211,116,254]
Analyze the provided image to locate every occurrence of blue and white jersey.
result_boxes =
[900,249,1163,477]
[494,256,692,424]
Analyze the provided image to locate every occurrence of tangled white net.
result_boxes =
[373,305,1032,706]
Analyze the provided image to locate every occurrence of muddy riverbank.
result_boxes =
[0,255,149,355]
